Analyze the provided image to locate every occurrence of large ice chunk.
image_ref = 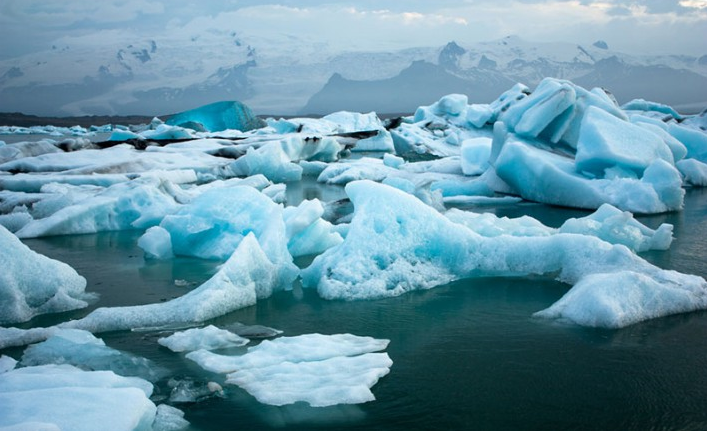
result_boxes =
[227,136,342,182]
[0,224,90,324]
[16,177,181,238]
[534,271,707,328]
[0,364,160,431]
[53,233,277,335]
[492,131,684,213]
[558,204,673,252]
[576,106,673,176]
[301,181,706,327]
[186,333,391,407]
[283,199,343,257]
[165,100,265,132]
[677,158,707,186]
[147,185,298,287]
[498,77,626,148]
[158,325,249,352]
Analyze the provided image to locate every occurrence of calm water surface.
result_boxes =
[9,188,707,431]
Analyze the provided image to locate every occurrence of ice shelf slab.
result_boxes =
[0,364,178,431]
[0,224,91,325]
[302,181,706,327]
[186,333,391,407]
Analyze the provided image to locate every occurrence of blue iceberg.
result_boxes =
[165,101,265,133]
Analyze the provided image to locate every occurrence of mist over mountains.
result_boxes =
[1,33,706,117]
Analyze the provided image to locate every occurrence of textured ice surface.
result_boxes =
[576,106,674,176]
[0,364,161,431]
[301,181,706,327]
[137,226,174,259]
[147,184,298,286]
[0,224,90,324]
[16,177,181,238]
[534,271,707,328]
[558,204,673,252]
[0,233,283,347]
[283,199,343,257]
[166,100,265,132]
[20,329,164,382]
[227,136,342,182]
[63,234,276,334]
[158,325,249,352]
[677,158,707,186]
[186,333,391,407]
[0,356,16,374]
[492,130,685,213]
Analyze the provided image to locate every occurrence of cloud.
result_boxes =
[0,0,705,60]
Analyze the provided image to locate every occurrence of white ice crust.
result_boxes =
[186,333,391,407]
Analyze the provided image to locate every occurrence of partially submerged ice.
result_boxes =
[0,364,187,431]
[186,333,392,407]
[302,181,706,328]
[21,329,164,382]
[165,100,265,133]
[0,224,91,325]
[0,233,280,348]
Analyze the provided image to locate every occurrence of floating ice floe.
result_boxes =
[21,329,164,382]
[186,333,391,407]
[15,177,182,238]
[0,224,91,325]
[301,181,706,327]
[158,325,249,352]
[0,364,187,431]
[226,135,343,182]
[63,233,278,334]
[0,233,279,349]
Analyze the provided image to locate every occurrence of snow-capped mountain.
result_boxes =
[0,32,705,117]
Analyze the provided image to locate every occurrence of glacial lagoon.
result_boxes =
[6,185,706,431]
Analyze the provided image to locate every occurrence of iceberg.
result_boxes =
[227,136,343,182]
[0,364,170,431]
[186,333,391,407]
[0,233,280,348]
[283,199,343,257]
[301,181,706,327]
[60,233,278,334]
[157,325,249,352]
[15,177,181,238]
[492,128,685,213]
[0,224,91,325]
[165,100,265,133]
[145,184,298,287]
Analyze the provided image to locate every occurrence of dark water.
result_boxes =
[8,188,707,431]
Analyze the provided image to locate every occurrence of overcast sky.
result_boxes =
[1,0,706,60]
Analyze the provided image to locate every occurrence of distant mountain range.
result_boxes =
[1,33,706,117]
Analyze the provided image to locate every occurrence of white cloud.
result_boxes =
[679,0,707,8]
